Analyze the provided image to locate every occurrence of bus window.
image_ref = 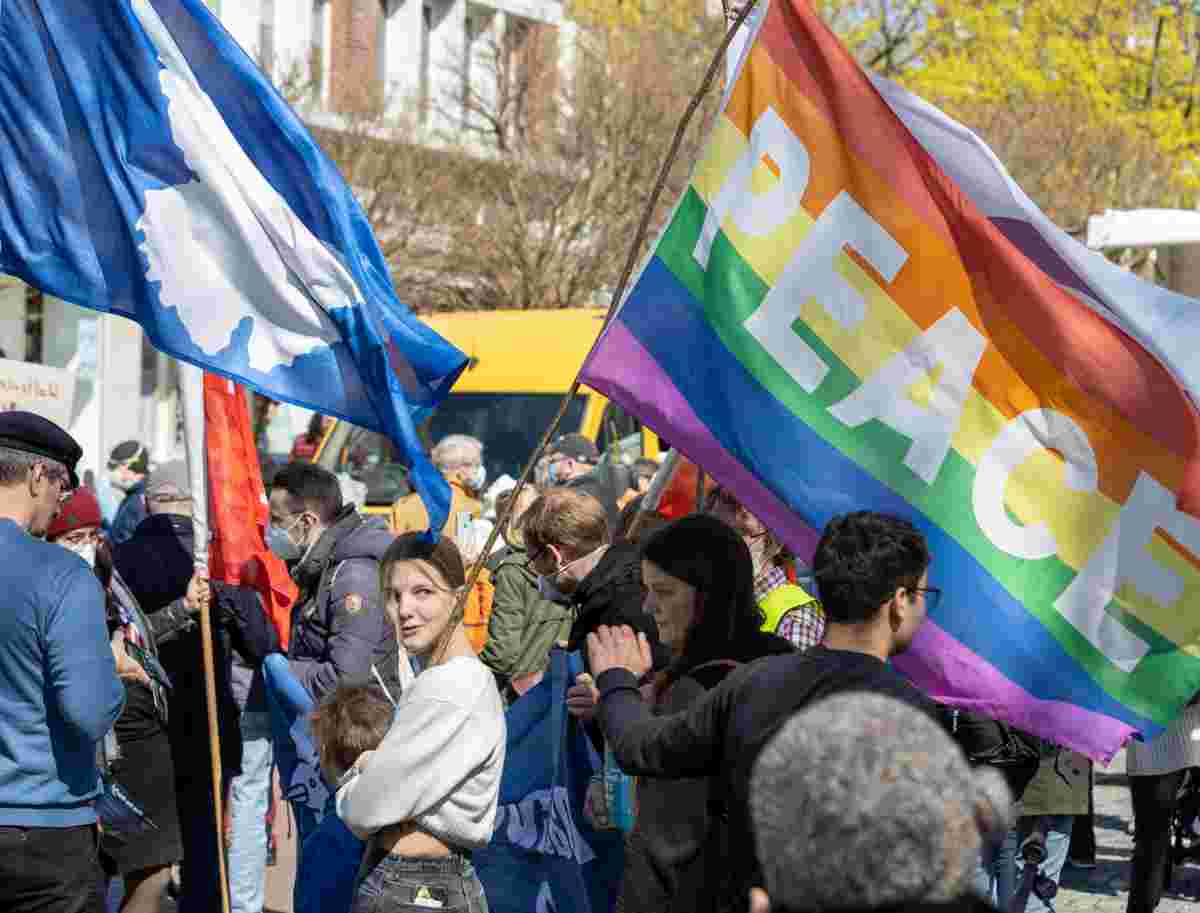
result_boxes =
[425,393,588,484]
[335,427,411,508]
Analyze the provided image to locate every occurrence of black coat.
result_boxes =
[113,514,277,779]
[566,543,668,672]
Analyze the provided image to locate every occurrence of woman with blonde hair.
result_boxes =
[336,534,506,912]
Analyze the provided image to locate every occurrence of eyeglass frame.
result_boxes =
[35,463,74,504]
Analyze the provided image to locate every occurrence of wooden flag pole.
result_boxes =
[179,362,231,913]
[452,0,759,616]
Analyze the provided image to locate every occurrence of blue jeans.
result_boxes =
[977,815,1074,913]
[1010,815,1074,913]
[227,711,274,913]
[975,833,1017,909]
[352,855,489,913]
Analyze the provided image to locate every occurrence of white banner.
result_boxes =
[0,358,77,428]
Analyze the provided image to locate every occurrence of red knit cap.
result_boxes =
[46,487,104,541]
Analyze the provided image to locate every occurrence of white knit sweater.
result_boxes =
[1127,704,1200,776]
[336,655,506,847]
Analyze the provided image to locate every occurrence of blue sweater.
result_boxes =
[0,520,125,826]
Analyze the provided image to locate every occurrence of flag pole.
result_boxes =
[452,0,759,616]
[179,361,232,913]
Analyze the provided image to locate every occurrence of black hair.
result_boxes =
[641,513,766,679]
[812,512,930,624]
[305,412,326,444]
[271,461,343,524]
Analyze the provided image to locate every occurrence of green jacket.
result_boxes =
[478,547,575,685]
[1018,749,1090,817]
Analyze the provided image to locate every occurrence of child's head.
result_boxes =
[309,683,394,784]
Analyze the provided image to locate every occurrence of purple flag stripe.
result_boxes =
[581,319,821,560]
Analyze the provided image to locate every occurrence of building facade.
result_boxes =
[0,0,572,479]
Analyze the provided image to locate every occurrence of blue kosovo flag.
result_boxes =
[0,0,467,533]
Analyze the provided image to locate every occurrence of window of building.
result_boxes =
[24,287,43,365]
[259,0,276,77]
[464,5,495,128]
[378,0,399,99]
[419,2,432,121]
[311,0,330,101]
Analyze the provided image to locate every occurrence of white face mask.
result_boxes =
[109,470,139,493]
[63,541,97,568]
[470,463,487,492]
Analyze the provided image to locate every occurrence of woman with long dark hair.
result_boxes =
[618,513,794,913]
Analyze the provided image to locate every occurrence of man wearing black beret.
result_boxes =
[0,411,125,913]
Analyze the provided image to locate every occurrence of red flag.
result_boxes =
[204,374,297,648]
[653,455,716,520]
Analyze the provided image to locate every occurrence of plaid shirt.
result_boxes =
[777,601,826,652]
[753,565,788,604]
[755,565,826,652]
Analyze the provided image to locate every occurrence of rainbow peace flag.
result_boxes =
[581,0,1200,762]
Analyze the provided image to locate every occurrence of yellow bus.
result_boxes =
[316,308,661,513]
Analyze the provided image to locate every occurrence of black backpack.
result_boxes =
[940,706,1046,800]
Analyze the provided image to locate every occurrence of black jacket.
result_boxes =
[596,646,946,913]
[566,543,668,671]
[113,514,278,778]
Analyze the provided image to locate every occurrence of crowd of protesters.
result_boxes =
[0,407,1197,913]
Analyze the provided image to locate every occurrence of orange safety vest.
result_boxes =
[462,568,494,654]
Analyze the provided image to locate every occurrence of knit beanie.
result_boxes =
[751,693,1014,913]
[46,487,104,541]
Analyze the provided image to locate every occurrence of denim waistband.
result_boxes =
[369,849,474,876]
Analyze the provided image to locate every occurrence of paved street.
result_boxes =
[1057,751,1199,913]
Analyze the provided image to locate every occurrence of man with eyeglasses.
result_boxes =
[584,510,946,913]
[0,411,125,913]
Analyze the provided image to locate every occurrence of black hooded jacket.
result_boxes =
[566,543,668,672]
[113,514,278,778]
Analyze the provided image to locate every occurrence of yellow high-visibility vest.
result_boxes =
[760,583,818,635]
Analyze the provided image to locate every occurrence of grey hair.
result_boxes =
[750,693,1013,912]
[431,434,483,470]
[0,446,66,488]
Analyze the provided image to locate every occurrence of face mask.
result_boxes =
[266,517,304,561]
[109,471,138,493]
[535,547,601,605]
[470,463,487,492]
[63,541,97,568]
[537,573,571,604]
[546,461,561,485]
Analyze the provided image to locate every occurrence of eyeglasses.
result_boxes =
[41,466,73,504]
[914,586,942,610]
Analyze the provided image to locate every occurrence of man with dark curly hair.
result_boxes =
[588,510,945,913]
